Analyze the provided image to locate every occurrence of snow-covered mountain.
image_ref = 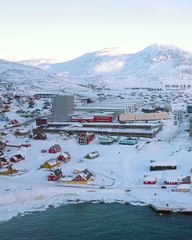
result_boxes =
[1,44,192,91]
[47,44,192,88]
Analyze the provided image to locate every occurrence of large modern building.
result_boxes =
[74,99,144,116]
[48,95,74,122]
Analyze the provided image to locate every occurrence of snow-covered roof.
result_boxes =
[143,175,157,181]
[150,161,177,166]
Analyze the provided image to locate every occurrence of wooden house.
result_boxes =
[48,169,62,181]
[84,151,99,159]
[14,129,31,138]
[150,162,177,171]
[57,152,71,162]
[10,154,25,163]
[176,184,191,192]
[164,177,179,185]
[143,175,157,185]
[78,132,95,145]
[180,176,191,184]
[8,119,19,126]
[33,133,47,140]
[0,165,19,176]
[164,176,191,186]
[40,158,62,169]
[0,157,9,168]
[71,169,94,184]
[0,141,5,151]
[49,144,62,154]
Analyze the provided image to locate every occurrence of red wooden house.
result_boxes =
[49,144,62,154]
[72,169,94,184]
[143,175,157,185]
[48,169,62,181]
[78,132,95,145]
[164,176,191,185]
[8,119,19,125]
[10,154,25,163]
[164,177,179,185]
[57,152,71,162]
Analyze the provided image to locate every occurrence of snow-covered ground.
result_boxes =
[0,108,192,222]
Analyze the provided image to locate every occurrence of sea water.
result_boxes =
[0,204,192,240]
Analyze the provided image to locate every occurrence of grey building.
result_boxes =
[34,93,56,99]
[187,104,192,114]
[48,95,74,122]
[189,116,192,137]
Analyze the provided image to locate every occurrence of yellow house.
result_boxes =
[40,158,62,170]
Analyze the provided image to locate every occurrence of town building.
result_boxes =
[48,95,74,122]
[33,93,55,99]
[189,116,192,137]
[187,104,192,114]
[74,99,144,116]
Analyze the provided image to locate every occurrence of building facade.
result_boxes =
[48,95,74,122]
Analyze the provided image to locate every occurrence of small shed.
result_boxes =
[176,184,191,192]
[40,158,62,169]
[57,152,71,162]
[78,132,95,145]
[84,151,99,159]
[49,144,62,154]
[143,175,157,185]
[48,169,62,181]
[118,137,138,145]
[10,154,25,163]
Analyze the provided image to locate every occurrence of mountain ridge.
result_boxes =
[45,43,192,88]
[1,43,192,89]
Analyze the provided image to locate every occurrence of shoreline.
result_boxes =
[1,185,192,222]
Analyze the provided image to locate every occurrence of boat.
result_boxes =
[118,137,138,145]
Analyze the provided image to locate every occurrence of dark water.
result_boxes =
[0,203,192,240]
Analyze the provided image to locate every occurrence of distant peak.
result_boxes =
[97,47,129,56]
[145,43,188,52]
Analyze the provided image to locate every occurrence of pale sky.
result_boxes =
[0,0,192,61]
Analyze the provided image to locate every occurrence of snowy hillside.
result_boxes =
[0,59,96,98]
[17,58,58,70]
[47,44,192,88]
